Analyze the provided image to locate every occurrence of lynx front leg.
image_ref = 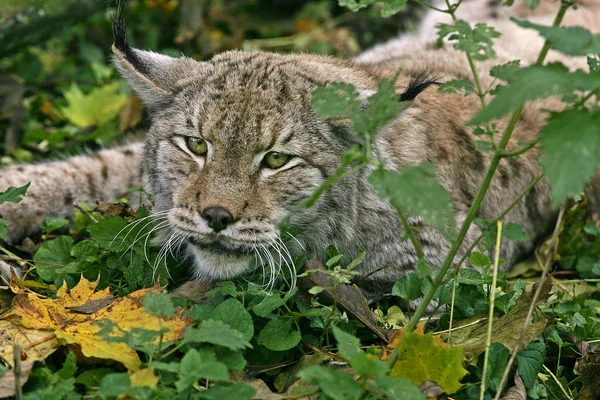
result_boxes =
[0,143,143,243]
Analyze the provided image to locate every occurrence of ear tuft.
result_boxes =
[399,71,440,102]
[110,0,149,76]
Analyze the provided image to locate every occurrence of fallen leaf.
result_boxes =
[0,361,34,398]
[0,316,58,367]
[500,372,526,400]
[129,367,159,388]
[574,348,600,400]
[2,277,189,371]
[442,280,551,361]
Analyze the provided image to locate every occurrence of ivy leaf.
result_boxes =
[211,298,254,342]
[438,79,474,96]
[175,349,230,392]
[512,18,600,56]
[258,318,301,351]
[471,64,600,125]
[59,82,127,129]
[517,341,545,389]
[311,82,360,119]
[42,218,69,234]
[184,320,252,351]
[298,365,364,400]
[392,273,423,301]
[502,222,529,241]
[368,376,425,400]
[539,108,600,205]
[389,332,468,394]
[369,163,455,239]
[0,183,30,204]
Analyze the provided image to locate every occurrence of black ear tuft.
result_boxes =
[110,0,149,75]
[399,71,440,102]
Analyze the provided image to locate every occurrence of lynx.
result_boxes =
[1,1,599,299]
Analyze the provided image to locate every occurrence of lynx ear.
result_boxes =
[110,1,203,110]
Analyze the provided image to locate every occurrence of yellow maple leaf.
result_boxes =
[2,277,189,371]
[383,326,468,395]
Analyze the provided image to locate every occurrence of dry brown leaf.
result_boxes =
[0,361,34,398]
[1,277,189,371]
[500,372,526,400]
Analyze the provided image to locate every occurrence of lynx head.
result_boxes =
[111,3,434,284]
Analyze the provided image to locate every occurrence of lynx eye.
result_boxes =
[263,152,290,169]
[185,137,208,156]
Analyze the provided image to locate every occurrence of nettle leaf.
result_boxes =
[539,109,600,205]
[338,0,376,12]
[211,298,254,342]
[512,18,600,56]
[0,182,30,204]
[34,236,77,282]
[437,20,500,61]
[311,82,360,119]
[490,60,521,82]
[258,318,301,351]
[392,273,423,301]
[471,64,600,125]
[175,349,230,392]
[517,341,545,389]
[42,217,69,234]
[369,163,455,238]
[143,291,175,318]
[381,0,408,17]
[184,319,252,351]
[351,78,401,135]
[502,222,529,241]
[59,82,127,129]
[438,79,474,96]
[368,376,425,400]
[298,365,364,400]
[479,342,509,391]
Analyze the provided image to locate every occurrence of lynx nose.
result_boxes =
[201,206,234,232]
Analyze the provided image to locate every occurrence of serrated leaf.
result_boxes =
[87,215,132,252]
[298,365,364,400]
[470,64,600,125]
[0,183,30,204]
[311,82,360,119]
[368,376,425,400]
[389,332,467,394]
[351,78,400,134]
[184,319,252,351]
[392,273,423,301]
[143,292,174,318]
[502,222,529,241]
[175,349,230,392]
[437,20,500,61]
[369,163,455,238]
[512,18,600,56]
[490,60,521,82]
[34,236,76,282]
[338,0,376,12]
[539,108,600,205]
[438,79,474,96]
[381,0,408,18]
[517,341,545,389]
[210,298,254,342]
[258,318,301,351]
[59,82,127,128]
[349,353,390,377]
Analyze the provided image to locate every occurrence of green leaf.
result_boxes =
[490,60,521,82]
[87,215,132,252]
[369,163,455,238]
[57,350,78,380]
[42,217,70,234]
[197,383,256,400]
[502,222,529,241]
[99,373,131,397]
[517,341,545,389]
[589,56,600,72]
[184,319,252,351]
[512,18,600,56]
[298,365,364,400]
[437,20,500,61]
[438,79,474,96]
[381,0,408,18]
[311,82,360,119]
[71,240,98,263]
[258,318,301,351]
[392,273,423,301]
[0,219,7,239]
[539,108,600,205]
[211,298,254,341]
[351,77,401,135]
[332,326,361,359]
[175,349,230,392]
[470,64,600,125]
[349,353,390,377]
[368,376,425,400]
[0,182,30,204]
[252,288,297,317]
[480,342,509,391]
[34,236,78,282]
[59,82,127,128]
[470,252,491,268]
[338,0,376,12]
[143,291,175,317]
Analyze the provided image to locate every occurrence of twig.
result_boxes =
[433,317,487,335]
[542,364,573,400]
[13,344,22,400]
[74,204,98,223]
[480,221,503,400]
[493,207,565,400]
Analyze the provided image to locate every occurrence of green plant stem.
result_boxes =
[402,0,571,336]
[411,0,450,13]
[394,205,424,259]
[302,162,366,208]
[493,207,565,400]
[479,221,503,400]
[501,138,540,158]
